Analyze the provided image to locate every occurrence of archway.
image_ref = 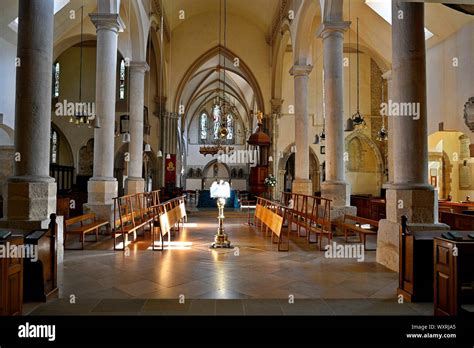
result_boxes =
[344,132,384,196]
[202,159,231,190]
[277,143,321,198]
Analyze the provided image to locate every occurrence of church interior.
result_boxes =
[0,0,473,318]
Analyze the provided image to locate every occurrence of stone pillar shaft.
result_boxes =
[290,65,312,182]
[318,21,351,208]
[391,1,428,187]
[128,62,148,178]
[321,28,346,183]
[126,62,148,194]
[14,0,54,179]
[90,14,123,180]
[85,13,123,222]
[4,0,57,221]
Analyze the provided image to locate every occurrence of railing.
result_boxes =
[50,164,74,193]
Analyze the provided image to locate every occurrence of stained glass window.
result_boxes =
[119,59,126,100]
[54,62,60,98]
[212,105,221,140]
[226,114,233,140]
[51,130,58,164]
[200,113,208,140]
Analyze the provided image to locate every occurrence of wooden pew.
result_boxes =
[281,192,332,250]
[434,236,474,316]
[152,196,187,251]
[64,213,110,250]
[254,197,288,251]
[113,190,160,251]
[339,214,379,251]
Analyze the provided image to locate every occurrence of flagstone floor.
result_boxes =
[26,210,433,316]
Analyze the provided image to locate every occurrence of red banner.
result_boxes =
[165,154,176,184]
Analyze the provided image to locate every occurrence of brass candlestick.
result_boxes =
[211,197,232,248]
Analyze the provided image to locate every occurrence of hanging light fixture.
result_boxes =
[157,150,163,158]
[144,143,152,152]
[344,2,354,132]
[199,0,230,156]
[73,6,87,127]
[122,132,130,143]
[377,77,388,141]
[350,18,366,129]
[166,153,171,160]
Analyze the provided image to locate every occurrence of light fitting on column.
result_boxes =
[348,17,366,130]
[344,118,355,132]
[377,78,388,141]
[268,156,273,162]
[157,150,163,158]
[122,132,130,143]
[144,143,151,152]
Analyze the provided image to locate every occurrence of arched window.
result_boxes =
[226,114,233,140]
[119,59,126,100]
[50,129,58,164]
[53,62,60,98]
[212,104,221,140]
[200,113,208,141]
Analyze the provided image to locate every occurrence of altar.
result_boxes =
[197,190,240,208]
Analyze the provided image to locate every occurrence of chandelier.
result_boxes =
[199,0,232,156]
[345,17,366,131]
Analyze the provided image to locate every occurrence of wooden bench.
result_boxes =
[254,197,288,251]
[113,191,160,251]
[152,196,187,251]
[281,192,332,250]
[339,214,378,251]
[64,213,110,250]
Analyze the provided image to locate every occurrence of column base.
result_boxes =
[85,179,118,223]
[125,178,144,195]
[3,180,56,221]
[321,180,350,207]
[376,219,449,272]
[292,179,313,195]
[385,188,438,223]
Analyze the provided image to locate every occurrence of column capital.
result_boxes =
[129,61,150,73]
[270,98,284,115]
[382,69,392,81]
[317,21,350,39]
[89,13,125,33]
[289,64,313,77]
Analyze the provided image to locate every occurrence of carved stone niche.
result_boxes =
[464,97,474,131]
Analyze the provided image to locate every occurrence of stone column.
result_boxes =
[317,21,351,208]
[85,13,124,223]
[125,61,149,194]
[3,0,56,221]
[290,65,313,195]
[377,1,448,272]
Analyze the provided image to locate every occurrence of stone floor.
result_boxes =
[27,210,434,316]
